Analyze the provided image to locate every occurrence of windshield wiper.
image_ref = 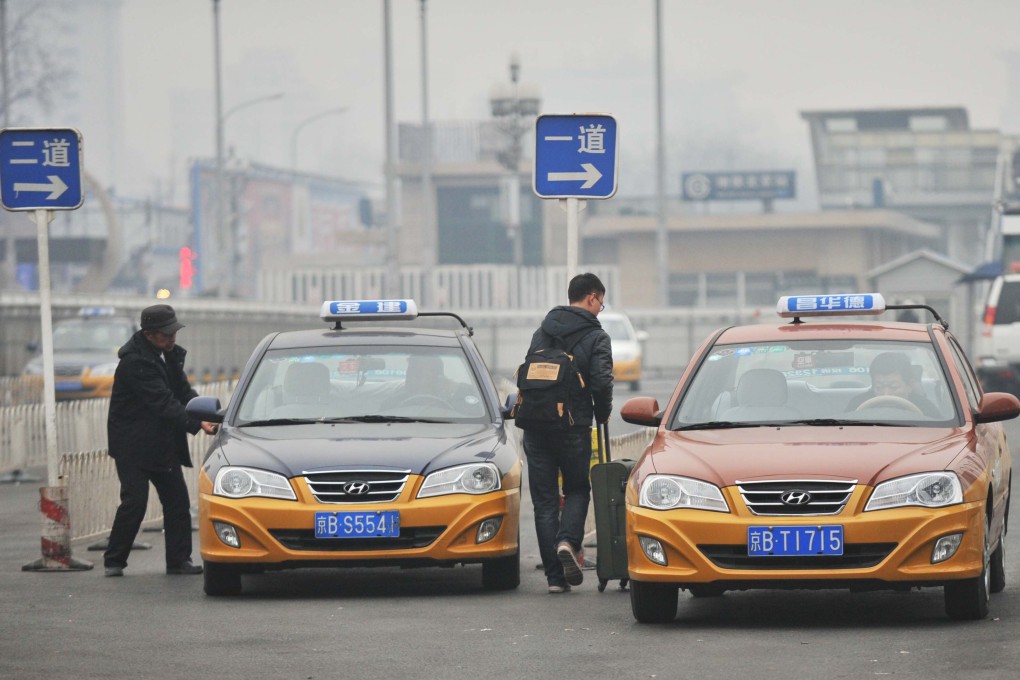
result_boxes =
[675,421,764,431]
[318,415,450,424]
[238,418,319,427]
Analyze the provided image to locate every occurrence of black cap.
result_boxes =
[140,304,185,335]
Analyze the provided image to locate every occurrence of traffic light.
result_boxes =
[179,246,195,290]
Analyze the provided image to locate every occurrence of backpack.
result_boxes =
[511,337,589,431]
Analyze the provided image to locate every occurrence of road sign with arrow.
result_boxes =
[533,113,617,199]
[0,128,84,211]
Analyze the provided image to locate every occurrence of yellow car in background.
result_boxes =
[600,311,649,392]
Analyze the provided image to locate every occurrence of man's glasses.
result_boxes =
[592,294,605,312]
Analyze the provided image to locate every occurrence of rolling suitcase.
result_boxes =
[590,422,636,592]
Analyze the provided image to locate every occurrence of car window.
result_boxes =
[600,316,634,342]
[993,281,1020,325]
[235,345,488,423]
[672,339,959,428]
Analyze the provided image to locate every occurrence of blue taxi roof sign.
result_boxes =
[777,293,886,319]
[78,306,117,317]
[319,299,419,324]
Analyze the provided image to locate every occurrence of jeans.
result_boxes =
[523,428,592,586]
[104,459,193,569]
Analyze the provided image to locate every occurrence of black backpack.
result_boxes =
[511,336,590,431]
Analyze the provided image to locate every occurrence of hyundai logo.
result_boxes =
[343,481,371,496]
[780,490,812,506]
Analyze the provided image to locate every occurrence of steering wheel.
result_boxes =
[396,394,452,409]
[855,395,923,415]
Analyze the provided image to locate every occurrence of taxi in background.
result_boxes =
[600,311,649,392]
[621,294,1019,622]
[21,306,136,400]
[186,299,521,596]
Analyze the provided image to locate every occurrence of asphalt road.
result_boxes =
[2,419,1019,680]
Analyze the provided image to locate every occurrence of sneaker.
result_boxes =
[557,542,584,586]
[104,566,124,577]
[166,560,203,575]
[548,583,571,594]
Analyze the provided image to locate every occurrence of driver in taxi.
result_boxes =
[381,354,474,410]
[846,351,942,418]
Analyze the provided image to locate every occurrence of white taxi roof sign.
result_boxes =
[777,293,886,318]
[320,299,418,323]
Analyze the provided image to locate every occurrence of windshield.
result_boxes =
[52,320,135,353]
[671,339,959,429]
[600,316,634,343]
[234,345,490,425]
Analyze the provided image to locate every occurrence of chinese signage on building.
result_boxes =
[682,170,796,202]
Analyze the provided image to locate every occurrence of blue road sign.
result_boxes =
[0,128,84,211]
[533,114,618,199]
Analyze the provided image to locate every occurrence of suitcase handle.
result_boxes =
[597,421,611,463]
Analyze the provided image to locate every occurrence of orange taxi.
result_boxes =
[186,299,521,596]
[621,293,1019,622]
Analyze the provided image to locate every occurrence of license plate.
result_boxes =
[314,511,400,539]
[747,525,843,556]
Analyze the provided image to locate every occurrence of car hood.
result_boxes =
[648,426,973,487]
[212,422,505,477]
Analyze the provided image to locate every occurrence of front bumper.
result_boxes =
[199,466,521,571]
[627,484,985,590]
[613,357,642,383]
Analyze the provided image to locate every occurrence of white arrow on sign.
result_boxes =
[547,163,602,189]
[13,175,68,200]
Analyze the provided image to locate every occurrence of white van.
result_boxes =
[973,273,1020,396]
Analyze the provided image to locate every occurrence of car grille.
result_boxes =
[269,526,444,551]
[698,543,897,570]
[737,479,857,516]
[303,469,410,504]
[54,365,83,377]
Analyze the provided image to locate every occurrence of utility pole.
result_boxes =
[383,0,400,298]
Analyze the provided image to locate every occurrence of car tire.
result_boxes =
[482,549,520,591]
[204,562,242,597]
[688,584,725,598]
[630,580,678,623]
[944,513,991,620]
[989,532,1006,594]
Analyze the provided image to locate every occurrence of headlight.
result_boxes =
[213,466,296,500]
[418,463,501,498]
[88,362,119,376]
[865,472,963,511]
[639,474,729,512]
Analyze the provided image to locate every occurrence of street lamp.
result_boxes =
[489,53,540,268]
[290,106,349,170]
[216,91,284,297]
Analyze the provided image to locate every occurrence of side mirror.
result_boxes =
[621,396,662,427]
[974,392,1020,424]
[636,330,650,343]
[186,395,226,423]
[501,392,518,420]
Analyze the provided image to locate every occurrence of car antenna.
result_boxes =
[886,303,949,329]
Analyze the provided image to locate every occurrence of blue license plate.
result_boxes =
[748,525,843,556]
[314,511,400,539]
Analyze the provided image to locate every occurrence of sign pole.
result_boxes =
[32,208,58,487]
[565,197,579,282]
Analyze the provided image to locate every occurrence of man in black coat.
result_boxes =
[104,304,216,577]
[520,272,613,593]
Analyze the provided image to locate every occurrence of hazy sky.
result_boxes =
[113,0,1020,203]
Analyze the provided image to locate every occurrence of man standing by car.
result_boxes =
[519,273,613,593]
[104,304,216,577]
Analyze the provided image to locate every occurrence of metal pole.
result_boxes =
[566,197,578,282]
[384,0,400,297]
[510,59,523,268]
[419,0,435,301]
[213,0,225,298]
[32,209,58,487]
[654,0,670,307]
[290,106,348,171]
[1,0,15,289]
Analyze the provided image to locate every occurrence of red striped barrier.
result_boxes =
[22,485,93,572]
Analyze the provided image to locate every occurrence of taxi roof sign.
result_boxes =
[777,293,886,319]
[320,299,419,324]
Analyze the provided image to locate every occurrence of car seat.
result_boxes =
[721,368,801,421]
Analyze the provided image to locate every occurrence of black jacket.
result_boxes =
[528,305,614,428]
[107,331,202,469]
